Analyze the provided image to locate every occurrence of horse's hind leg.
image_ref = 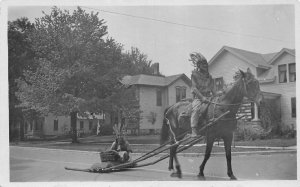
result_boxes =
[170,145,182,178]
[198,135,214,179]
[223,133,237,180]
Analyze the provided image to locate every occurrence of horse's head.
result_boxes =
[239,68,263,107]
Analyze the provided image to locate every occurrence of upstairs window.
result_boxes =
[289,63,296,82]
[176,86,186,102]
[54,119,58,131]
[214,77,224,91]
[278,64,287,83]
[156,89,162,106]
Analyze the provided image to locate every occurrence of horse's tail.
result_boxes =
[160,107,171,145]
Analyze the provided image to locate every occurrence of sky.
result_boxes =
[8,4,295,77]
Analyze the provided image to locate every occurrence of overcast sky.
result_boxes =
[8,4,295,77]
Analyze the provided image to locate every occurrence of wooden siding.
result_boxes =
[139,86,166,130]
[209,50,296,128]
[209,51,257,84]
[167,78,192,106]
[260,52,296,127]
[138,78,192,131]
[43,114,99,136]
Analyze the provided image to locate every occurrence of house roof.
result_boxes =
[209,46,272,69]
[268,48,295,65]
[121,74,191,87]
[209,46,295,83]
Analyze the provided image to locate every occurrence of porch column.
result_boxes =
[252,103,260,122]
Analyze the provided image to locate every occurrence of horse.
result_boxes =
[160,68,263,180]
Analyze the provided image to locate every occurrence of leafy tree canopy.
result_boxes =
[15,6,153,120]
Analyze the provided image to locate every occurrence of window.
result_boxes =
[278,64,287,83]
[176,86,186,102]
[80,121,84,129]
[214,77,224,91]
[89,121,93,130]
[156,89,162,106]
[289,63,296,82]
[291,97,296,118]
[54,119,58,131]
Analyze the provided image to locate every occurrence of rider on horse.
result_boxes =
[189,52,215,137]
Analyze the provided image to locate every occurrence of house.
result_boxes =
[24,112,106,138]
[208,46,296,128]
[122,64,192,134]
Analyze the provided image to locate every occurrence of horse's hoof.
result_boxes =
[197,174,206,180]
[230,175,237,180]
[170,172,182,178]
[197,174,206,181]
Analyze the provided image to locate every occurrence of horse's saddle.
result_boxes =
[176,99,210,129]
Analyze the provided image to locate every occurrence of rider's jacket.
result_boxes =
[191,70,215,98]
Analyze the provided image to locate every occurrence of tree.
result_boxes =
[16,7,123,143]
[8,17,36,141]
[15,7,156,141]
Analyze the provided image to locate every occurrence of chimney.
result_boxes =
[152,63,159,75]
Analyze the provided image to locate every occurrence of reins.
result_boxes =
[201,77,249,107]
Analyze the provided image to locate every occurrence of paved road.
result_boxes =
[10,146,296,182]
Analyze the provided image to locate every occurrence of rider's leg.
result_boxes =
[191,99,202,137]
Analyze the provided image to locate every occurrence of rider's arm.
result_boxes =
[110,141,117,151]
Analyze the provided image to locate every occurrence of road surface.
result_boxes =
[10,146,296,182]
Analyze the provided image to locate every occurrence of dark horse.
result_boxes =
[160,68,263,180]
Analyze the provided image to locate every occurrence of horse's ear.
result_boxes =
[239,69,245,78]
[247,68,252,74]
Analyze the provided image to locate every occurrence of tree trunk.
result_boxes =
[70,111,79,143]
[19,117,25,141]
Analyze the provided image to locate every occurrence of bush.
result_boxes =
[235,120,268,141]
[279,124,296,138]
[99,125,114,136]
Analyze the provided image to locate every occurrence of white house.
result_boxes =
[24,112,105,138]
[122,68,192,134]
[208,46,296,128]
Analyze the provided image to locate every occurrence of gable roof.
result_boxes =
[268,48,295,65]
[121,74,191,87]
[208,46,295,83]
[209,46,272,69]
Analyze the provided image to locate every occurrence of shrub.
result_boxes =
[235,120,267,141]
[259,99,281,136]
[279,124,296,138]
[99,125,114,135]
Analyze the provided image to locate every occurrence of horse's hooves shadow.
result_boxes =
[170,172,182,178]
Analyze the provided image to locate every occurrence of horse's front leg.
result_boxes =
[168,147,174,171]
[198,135,214,179]
[223,133,237,180]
